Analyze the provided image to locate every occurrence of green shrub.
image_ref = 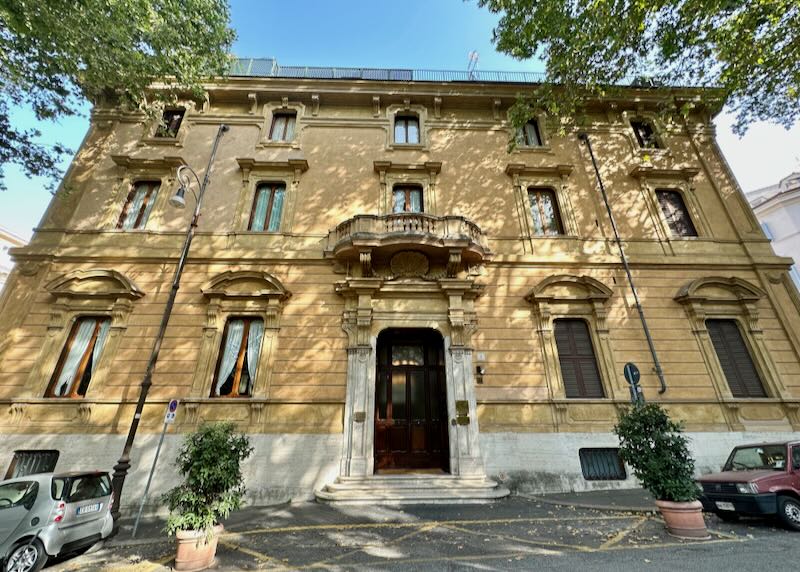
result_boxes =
[613,403,699,502]
[163,421,253,535]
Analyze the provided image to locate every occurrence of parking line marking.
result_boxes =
[226,514,633,537]
[218,539,278,563]
[599,516,649,549]
[440,522,592,552]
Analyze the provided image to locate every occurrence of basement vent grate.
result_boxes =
[5,450,60,479]
[579,448,626,480]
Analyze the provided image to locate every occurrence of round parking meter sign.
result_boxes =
[165,399,179,424]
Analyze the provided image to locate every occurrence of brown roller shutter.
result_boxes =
[554,319,605,398]
[706,319,767,398]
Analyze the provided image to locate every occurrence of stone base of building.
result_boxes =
[2,430,796,513]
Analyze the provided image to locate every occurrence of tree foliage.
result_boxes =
[163,422,253,535]
[0,0,235,191]
[479,0,800,134]
[613,403,699,502]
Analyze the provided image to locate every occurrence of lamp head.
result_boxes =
[169,186,187,209]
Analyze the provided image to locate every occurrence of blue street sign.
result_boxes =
[623,362,640,385]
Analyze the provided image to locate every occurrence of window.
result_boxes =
[394,115,420,144]
[0,482,38,510]
[45,317,111,398]
[706,319,767,398]
[579,448,626,480]
[392,185,423,213]
[760,222,773,240]
[528,188,564,235]
[211,317,264,397]
[517,119,543,147]
[630,119,660,149]
[269,112,296,142]
[117,181,160,230]
[656,190,698,237]
[155,108,185,138]
[554,319,605,398]
[248,183,285,232]
[5,450,59,479]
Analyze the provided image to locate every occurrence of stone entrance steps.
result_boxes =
[315,474,510,504]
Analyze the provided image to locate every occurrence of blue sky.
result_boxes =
[1,0,798,240]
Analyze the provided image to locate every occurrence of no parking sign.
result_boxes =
[164,399,179,424]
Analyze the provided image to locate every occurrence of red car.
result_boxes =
[697,441,800,530]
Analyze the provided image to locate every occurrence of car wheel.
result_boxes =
[716,512,739,522]
[777,495,800,532]
[5,539,47,572]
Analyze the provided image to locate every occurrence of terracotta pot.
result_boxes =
[655,500,709,539]
[174,524,223,571]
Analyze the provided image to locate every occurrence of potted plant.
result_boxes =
[163,421,253,571]
[613,403,708,539]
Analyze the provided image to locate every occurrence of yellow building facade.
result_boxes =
[1,60,799,505]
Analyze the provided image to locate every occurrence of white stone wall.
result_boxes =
[0,433,342,514]
[480,431,800,494]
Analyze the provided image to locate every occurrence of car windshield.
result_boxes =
[0,481,38,510]
[726,445,787,471]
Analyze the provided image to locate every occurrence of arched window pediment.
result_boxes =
[45,269,144,300]
[202,270,291,302]
[525,274,613,304]
[674,276,765,304]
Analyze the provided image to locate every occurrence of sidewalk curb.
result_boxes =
[519,493,658,515]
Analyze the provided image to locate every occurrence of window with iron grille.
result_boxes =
[269,112,296,142]
[706,319,767,398]
[155,108,185,138]
[517,119,543,146]
[579,448,626,480]
[630,119,661,149]
[117,181,160,230]
[656,190,697,237]
[5,450,60,479]
[394,115,420,144]
[554,319,605,398]
[528,188,564,236]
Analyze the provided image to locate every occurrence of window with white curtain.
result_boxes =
[211,317,264,397]
[45,317,111,398]
[248,183,285,232]
[394,115,420,144]
[392,185,423,213]
[117,181,160,230]
[516,119,543,147]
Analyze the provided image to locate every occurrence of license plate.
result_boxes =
[715,501,735,511]
[76,503,102,515]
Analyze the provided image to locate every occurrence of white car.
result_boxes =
[0,471,113,572]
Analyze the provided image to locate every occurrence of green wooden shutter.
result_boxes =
[706,319,767,398]
[554,319,605,398]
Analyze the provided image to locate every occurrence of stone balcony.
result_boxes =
[324,213,490,278]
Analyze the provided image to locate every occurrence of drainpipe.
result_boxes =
[578,132,668,394]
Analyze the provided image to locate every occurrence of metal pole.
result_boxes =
[110,125,229,529]
[578,132,668,394]
[131,421,169,538]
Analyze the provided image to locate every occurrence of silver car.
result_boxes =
[0,471,113,572]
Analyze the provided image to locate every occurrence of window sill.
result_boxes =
[512,145,553,154]
[389,143,426,151]
[530,234,580,240]
[139,136,182,147]
[258,140,299,149]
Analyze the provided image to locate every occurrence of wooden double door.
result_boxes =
[374,329,449,472]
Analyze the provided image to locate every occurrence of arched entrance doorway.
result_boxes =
[374,329,449,472]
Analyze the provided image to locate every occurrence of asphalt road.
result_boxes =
[45,496,796,571]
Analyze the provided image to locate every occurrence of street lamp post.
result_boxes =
[109,124,229,528]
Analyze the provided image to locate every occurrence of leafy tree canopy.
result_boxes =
[0,0,235,191]
[479,0,800,134]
